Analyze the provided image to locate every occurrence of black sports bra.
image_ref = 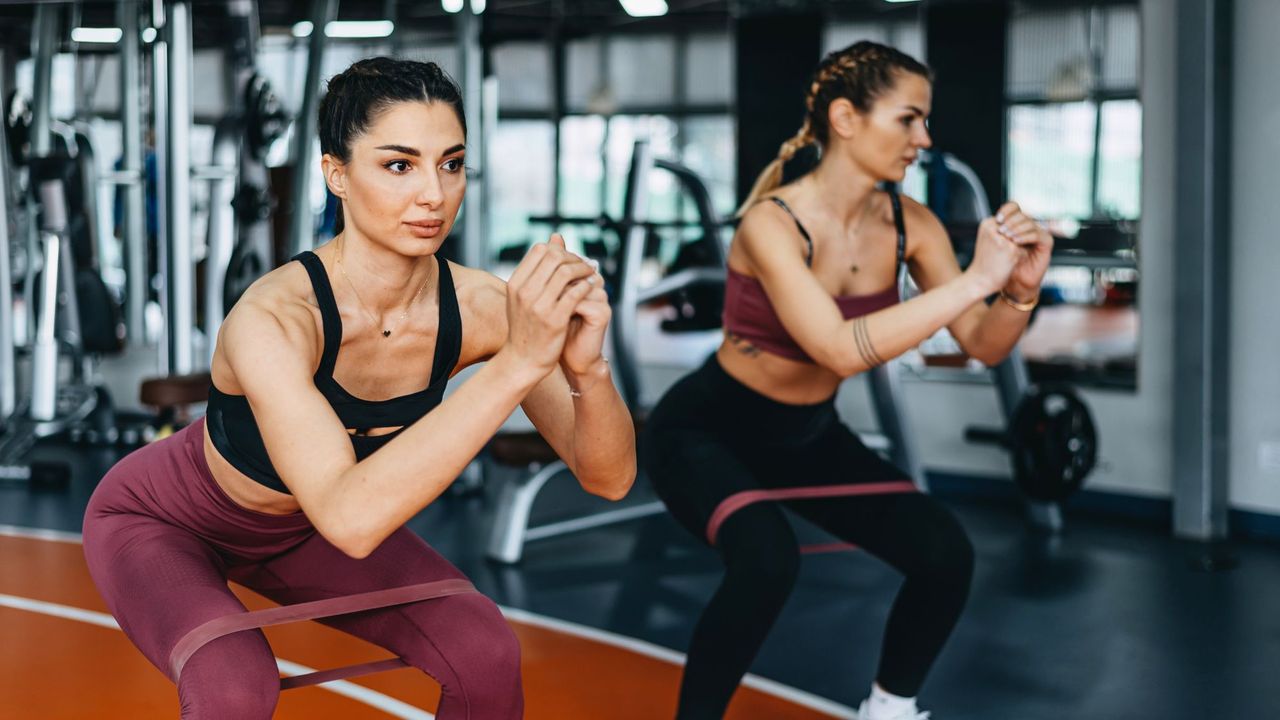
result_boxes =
[205,251,462,494]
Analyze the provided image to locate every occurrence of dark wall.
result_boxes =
[734,12,822,203]
[924,0,1009,206]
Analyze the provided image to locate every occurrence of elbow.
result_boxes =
[602,476,635,502]
[967,342,1010,368]
[308,471,391,560]
[593,486,630,502]
[585,465,636,502]
[974,352,1003,368]
[835,360,864,379]
[955,332,1003,368]
[825,350,864,379]
[314,512,382,560]
[328,528,379,560]
[338,542,375,561]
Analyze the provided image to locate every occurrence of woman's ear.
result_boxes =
[827,98,861,141]
[321,154,347,199]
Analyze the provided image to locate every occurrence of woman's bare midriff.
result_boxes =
[715,342,845,406]
[202,424,304,516]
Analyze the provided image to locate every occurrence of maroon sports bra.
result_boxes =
[721,193,906,363]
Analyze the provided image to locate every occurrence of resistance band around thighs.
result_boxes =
[705,481,920,550]
[169,578,478,690]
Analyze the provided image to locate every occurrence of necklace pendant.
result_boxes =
[382,330,392,338]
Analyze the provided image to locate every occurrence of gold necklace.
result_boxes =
[336,239,431,339]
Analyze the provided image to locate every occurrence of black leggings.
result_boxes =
[642,356,974,719]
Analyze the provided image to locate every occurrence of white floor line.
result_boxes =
[274,659,433,720]
[2,524,857,718]
[500,607,858,719]
[0,524,85,545]
[0,593,433,720]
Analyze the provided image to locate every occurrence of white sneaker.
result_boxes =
[856,700,932,720]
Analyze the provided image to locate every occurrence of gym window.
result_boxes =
[1005,2,1141,391]
[1005,3,1141,226]
[490,32,736,264]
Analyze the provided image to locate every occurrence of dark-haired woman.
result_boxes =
[642,42,1052,720]
[83,57,636,719]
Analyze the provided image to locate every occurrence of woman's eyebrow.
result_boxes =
[374,144,420,156]
[374,143,466,157]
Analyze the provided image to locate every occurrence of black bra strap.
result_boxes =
[763,196,815,267]
[429,258,462,385]
[762,191,907,284]
[292,251,343,378]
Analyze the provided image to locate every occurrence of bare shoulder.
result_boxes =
[734,196,809,268]
[449,261,510,366]
[894,193,950,256]
[738,196,795,234]
[450,261,508,314]
[213,262,321,387]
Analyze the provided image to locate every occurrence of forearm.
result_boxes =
[318,352,544,556]
[829,273,990,377]
[563,359,636,500]
[963,289,1035,365]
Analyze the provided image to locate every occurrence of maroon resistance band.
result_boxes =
[705,481,920,552]
[169,578,478,689]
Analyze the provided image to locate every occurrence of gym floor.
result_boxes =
[2,438,1278,719]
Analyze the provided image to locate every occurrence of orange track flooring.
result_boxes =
[0,533,846,719]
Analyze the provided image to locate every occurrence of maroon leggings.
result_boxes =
[82,419,522,719]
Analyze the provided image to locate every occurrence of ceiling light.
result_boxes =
[618,0,667,17]
[293,20,396,39]
[324,20,395,38]
[71,27,123,44]
[442,0,465,13]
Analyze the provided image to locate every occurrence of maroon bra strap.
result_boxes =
[169,578,478,686]
[705,481,919,547]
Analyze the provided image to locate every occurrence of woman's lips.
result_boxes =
[405,220,444,238]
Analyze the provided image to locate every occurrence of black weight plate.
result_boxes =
[1009,384,1098,502]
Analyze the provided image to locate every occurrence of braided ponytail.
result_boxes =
[735,41,931,218]
[736,120,815,216]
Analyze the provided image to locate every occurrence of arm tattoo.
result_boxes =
[852,317,886,368]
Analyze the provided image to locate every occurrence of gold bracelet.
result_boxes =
[999,288,1039,312]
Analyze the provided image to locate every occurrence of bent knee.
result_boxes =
[406,594,523,682]
[916,521,975,590]
[177,638,279,719]
[464,611,522,676]
[426,598,524,717]
[180,681,278,720]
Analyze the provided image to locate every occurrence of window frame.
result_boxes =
[1004,2,1141,223]
[492,30,735,223]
